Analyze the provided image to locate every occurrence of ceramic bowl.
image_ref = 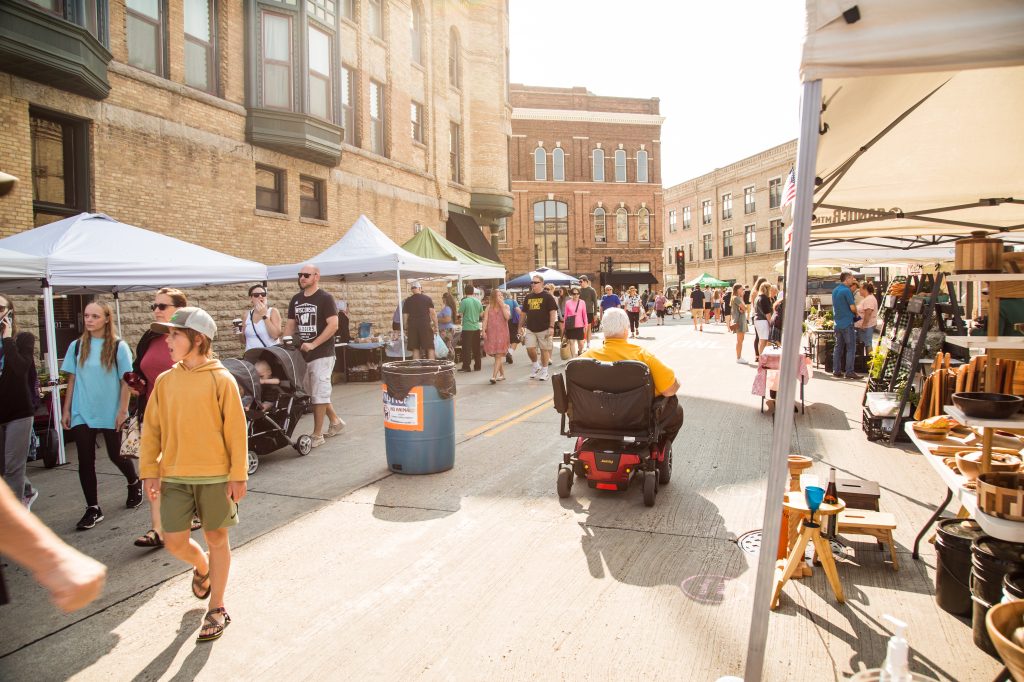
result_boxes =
[952,392,1024,419]
[955,450,1022,481]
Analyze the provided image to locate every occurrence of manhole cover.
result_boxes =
[680,574,745,604]
[736,530,846,558]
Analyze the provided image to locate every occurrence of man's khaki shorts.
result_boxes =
[304,356,336,404]
[523,328,554,351]
[692,308,705,320]
[161,482,239,533]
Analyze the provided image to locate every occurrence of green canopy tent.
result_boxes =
[684,272,731,288]
[401,227,505,280]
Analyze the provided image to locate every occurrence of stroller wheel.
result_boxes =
[247,450,259,476]
[296,434,313,456]
[556,466,573,499]
[642,470,657,507]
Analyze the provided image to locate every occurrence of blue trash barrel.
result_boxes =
[382,360,456,474]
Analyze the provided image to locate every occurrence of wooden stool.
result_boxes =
[836,478,881,511]
[779,456,814,565]
[771,494,846,610]
[837,509,899,571]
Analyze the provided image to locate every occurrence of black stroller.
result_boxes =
[223,346,313,475]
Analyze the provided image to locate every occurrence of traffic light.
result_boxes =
[675,248,685,276]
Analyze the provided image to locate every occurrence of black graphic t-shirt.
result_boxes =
[287,288,338,361]
[523,292,558,332]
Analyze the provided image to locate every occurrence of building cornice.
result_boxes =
[512,108,665,127]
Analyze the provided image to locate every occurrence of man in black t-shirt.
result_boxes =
[517,276,558,380]
[402,281,438,359]
[690,285,706,332]
[285,264,345,447]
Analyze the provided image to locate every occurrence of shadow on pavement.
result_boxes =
[131,607,206,682]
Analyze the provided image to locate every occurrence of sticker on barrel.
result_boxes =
[383,385,424,431]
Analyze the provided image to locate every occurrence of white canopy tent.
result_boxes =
[0,213,271,466]
[267,215,464,355]
[747,2,1024,680]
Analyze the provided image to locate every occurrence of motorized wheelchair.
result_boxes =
[551,358,674,507]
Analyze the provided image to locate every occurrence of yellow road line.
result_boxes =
[464,395,552,438]
[484,399,553,438]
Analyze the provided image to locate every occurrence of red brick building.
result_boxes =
[505,85,664,290]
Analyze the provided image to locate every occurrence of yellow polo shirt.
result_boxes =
[580,338,677,395]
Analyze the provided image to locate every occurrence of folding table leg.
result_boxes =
[913,487,953,560]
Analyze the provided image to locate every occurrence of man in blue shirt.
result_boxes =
[832,271,859,379]
[600,285,622,312]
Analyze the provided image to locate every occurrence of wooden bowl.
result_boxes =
[912,425,951,441]
[955,450,1022,481]
[978,472,1024,521]
[952,392,1024,419]
[987,601,1024,681]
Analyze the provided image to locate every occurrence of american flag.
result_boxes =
[780,166,797,212]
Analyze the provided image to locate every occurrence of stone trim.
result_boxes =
[512,108,665,126]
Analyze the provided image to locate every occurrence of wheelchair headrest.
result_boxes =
[564,358,653,394]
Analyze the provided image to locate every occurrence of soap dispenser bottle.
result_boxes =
[849,615,938,682]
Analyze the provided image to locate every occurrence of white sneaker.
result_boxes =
[538,368,549,381]
[24,489,39,511]
[310,434,325,448]
[736,358,747,364]
[529,365,541,380]
[326,420,346,437]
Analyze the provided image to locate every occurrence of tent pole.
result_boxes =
[42,281,67,466]
[113,290,122,337]
[743,78,822,682]
[396,267,406,358]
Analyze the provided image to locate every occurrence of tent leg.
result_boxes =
[397,268,406,358]
[113,291,122,338]
[743,78,822,682]
[42,283,67,466]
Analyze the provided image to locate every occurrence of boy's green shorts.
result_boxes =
[160,482,239,533]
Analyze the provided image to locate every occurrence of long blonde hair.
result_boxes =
[487,287,504,310]
[76,301,120,371]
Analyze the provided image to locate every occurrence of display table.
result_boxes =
[751,347,811,413]
[771,493,846,609]
[806,328,834,368]
[335,342,386,382]
[904,422,1024,558]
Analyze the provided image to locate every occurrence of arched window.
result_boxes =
[638,207,650,241]
[594,207,606,243]
[636,150,649,183]
[410,2,423,65]
[533,200,568,269]
[614,149,626,182]
[534,147,546,181]
[552,147,564,181]
[616,207,628,241]
[592,148,604,182]
[448,28,461,89]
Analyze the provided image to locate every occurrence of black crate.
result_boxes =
[862,406,910,443]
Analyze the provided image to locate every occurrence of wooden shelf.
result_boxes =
[946,273,1024,282]
[944,335,1024,349]
[906,423,1024,542]
[945,405,1024,429]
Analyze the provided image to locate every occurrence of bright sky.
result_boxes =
[508,0,807,187]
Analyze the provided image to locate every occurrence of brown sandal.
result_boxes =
[191,556,211,599]
[133,529,163,548]
[196,607,230,642]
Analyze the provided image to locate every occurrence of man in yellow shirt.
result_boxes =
[581,308,684,443]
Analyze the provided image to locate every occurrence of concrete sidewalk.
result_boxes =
[0,317,1000,681]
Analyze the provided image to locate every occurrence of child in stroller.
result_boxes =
[222,346,313,475]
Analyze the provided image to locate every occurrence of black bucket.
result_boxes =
[1004,571,1024,602]
[972,536,1024,658]
[935,519,984,616]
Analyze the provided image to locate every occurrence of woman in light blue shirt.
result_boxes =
[61,301,140,531]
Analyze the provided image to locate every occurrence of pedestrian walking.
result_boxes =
[0,294,38,509]
[520,275,558,381]
[502,289,521,364]
[458,284,483,372]
[753,282,774,357]
[438,291,458,357]
[711,288,722,324]
[140,307,247,643]
[562,287,589,357]
[131,288,198,549]
[284,264,345,448]
[239,284,282,350]
[622,286,643,338]
[600,285,621,313]
[722,287,733,330]
[402,281,438,360]
[750,278,767,357]
[482,288,510,384]
[730,283,749,364]
[577,276,599,348]
[61,301,140,531]
[690,284,706,332]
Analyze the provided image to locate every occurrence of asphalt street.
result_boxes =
[0,315,999,681]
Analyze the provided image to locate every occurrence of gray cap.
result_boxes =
[151,306,217,340]
[410,281,423,289]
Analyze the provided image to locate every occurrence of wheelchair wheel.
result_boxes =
[657,442,672,485]
[247,450,259,476]
[556,466,573,499]
[642,470,657,507]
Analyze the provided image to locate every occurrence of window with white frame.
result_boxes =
[638,207,650,241]
[702,234,712,260]
[615,208,628,241]
[744,185,755,214]
[668,209,677,233]
[636,149,648,183]
[722,192,732,220]
[534,200,568,269]
[307,24,332,120]
[552,147,564,181]
[592,148,604,182]
[411,101,423,143]
[594,207,606,243]
[683,206,691,229]
[702,200,712,225]
[368,0,383,39]
[497,217,507,243]
[769,177,782,208]
[184,0,215,92]
[534,147,546,181]
[410,2,423,65]
[450,121,462,183]
[369,79,385,156]
[614,149,626,182]
[722,230,733,257]
[259,11,292,110]
[340,64,355,144]
[745,224,757,254]
[127,0,165,76]
[770,219,784,250]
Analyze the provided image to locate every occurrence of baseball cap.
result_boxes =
[410,281,423,289]
[579,275,589,282]
[151,306,217,339]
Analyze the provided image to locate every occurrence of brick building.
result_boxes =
[506,85,664,291]
[663,139,796,292]
[0,0,511,354]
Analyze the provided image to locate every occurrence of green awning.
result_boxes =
[684,273,731,288]
[401,227,504,280]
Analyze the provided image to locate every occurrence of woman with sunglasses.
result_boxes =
[240,285,282,350]
[131,288,194,547]
[562,288,588,357]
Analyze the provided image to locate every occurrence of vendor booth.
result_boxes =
[748,2,1024,680]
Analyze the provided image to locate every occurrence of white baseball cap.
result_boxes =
[151,307,217,339]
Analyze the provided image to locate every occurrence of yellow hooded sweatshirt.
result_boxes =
[139,359,248,482]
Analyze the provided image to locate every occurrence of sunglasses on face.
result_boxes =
[298,272,315,279]
[251,292,267,298]
[571,292,580,296]
[150,303,173,311]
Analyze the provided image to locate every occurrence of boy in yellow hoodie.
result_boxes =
[140,307,247,643]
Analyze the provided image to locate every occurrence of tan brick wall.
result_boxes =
[0,0,509,362]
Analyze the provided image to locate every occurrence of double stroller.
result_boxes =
[551,358,676,507]
[222,346,313,475]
